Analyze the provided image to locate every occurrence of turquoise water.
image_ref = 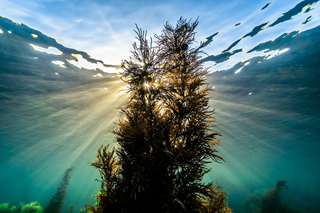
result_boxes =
[1,1,320,212]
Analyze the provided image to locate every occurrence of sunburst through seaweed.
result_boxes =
[85,17,232,213]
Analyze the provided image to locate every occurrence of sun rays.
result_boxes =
[6,75,128,173]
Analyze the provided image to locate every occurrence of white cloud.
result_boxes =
[30,44,63,55]
[67,54,119,73]
[52,61,66,68]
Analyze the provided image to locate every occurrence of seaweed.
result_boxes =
[87,17,232,213]
[244,179,307,213]
[0,167,74,213]
[0,202,43,213]
[85,145,120,213]
[78,208,90,213]
[43,167,74,213]
[259,179,288,213]
[66,205,74,213]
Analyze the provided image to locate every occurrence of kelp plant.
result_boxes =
[0,167,74,213]
[44,166,74,213]
[86,17,232,213]
[243,179,306,213]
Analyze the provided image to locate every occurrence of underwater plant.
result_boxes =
[0,167,75,213]
[85,145,120,212]
[259,179,288,213]
[0,202,43,213]
[66,204,74,213]
[43,166,74,213]
[244,179,307,213]
[86,17,231,213]
[78,208,91,213]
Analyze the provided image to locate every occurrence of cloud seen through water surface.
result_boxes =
[0,0,318,73]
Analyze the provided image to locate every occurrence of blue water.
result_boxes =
[1,1,320,212]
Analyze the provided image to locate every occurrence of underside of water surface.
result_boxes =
[0,0,320,212]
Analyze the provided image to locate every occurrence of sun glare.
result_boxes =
[144,83,150,88]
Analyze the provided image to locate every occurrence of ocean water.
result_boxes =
[0,1,320,212]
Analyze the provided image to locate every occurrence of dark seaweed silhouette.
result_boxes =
[43,167,74,213]
[86,17,232,213]
[85,145,120,212]
[259,179,288,213]
[244,179,307,213]
[66,204,74,213]
[0,167,74,213]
